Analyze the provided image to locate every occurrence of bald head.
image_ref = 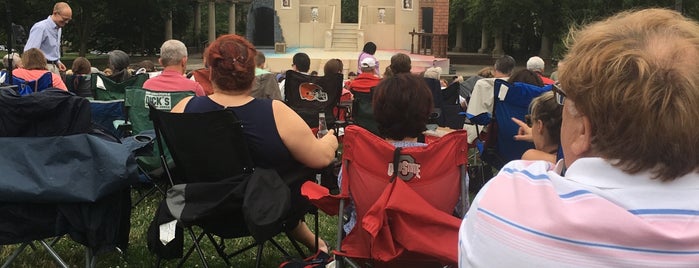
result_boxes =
[52,2,72,28]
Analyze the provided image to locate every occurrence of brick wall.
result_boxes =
[419,0,448,57]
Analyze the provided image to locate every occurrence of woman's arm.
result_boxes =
[273,100,338,169]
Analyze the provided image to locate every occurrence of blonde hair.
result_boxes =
[559,8,699,181]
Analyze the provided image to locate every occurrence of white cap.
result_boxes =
[527,56,545,72]
[360,57,377,68]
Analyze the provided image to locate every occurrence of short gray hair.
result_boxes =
[160,39,188,67]
[527,56,545,73]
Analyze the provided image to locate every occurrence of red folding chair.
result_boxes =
[302,125,469,267]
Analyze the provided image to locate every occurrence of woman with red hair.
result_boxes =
[172,34,337,253]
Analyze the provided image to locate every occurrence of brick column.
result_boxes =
[432,0,449,58]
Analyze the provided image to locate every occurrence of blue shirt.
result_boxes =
[25,16,62,63]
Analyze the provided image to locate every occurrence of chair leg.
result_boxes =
[284,232,307,258]
[255,243,264,268]
[179,227,209,268]
[85,248,97,268]
[269,238,292,257]
[205,233,232,267]
[177,230,206,268]
[2,243,30,268]
[39,240,69,268]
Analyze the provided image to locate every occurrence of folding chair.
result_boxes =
[483,79,549,169]
[302,125,469,267]
[124,87,195,206]
[0,88,137,268]
[147,106,307,268]
[0,70,52,95]
[65,74,93,98]
[424,77,444,127]
[349,87,378,135]
[89,73,148,137]
[283,71,343,129]
[92,73,149,101]
[440,82,466,130]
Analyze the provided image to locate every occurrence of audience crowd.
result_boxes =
[3,7,698,267]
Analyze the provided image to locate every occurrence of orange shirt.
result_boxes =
[11,68,67,91]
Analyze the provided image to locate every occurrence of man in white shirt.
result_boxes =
[463,55,515,143]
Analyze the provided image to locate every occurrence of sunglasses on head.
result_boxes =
[551,82,566,105]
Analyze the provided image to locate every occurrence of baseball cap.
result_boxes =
[360,58,376,68]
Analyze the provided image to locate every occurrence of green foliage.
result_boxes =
[341,0,359,23]
[450,0,699,58]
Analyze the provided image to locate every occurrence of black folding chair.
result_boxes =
[148,105,307,268]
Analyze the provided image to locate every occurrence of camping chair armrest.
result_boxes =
[300,181,348,216]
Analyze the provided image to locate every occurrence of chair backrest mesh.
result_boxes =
[150,106,254,184]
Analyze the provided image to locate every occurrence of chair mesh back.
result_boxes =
[93,73,149,100]
[150,106,254,184]
[283,71,343,128]
[350,88,379,135]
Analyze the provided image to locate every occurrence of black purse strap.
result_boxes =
[389,147,402,183]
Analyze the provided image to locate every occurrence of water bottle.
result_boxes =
[317,112,328,138]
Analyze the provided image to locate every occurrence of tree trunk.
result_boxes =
[478,25,489,54]
[539,34,551,59]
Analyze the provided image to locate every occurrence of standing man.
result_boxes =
[25,2,72,74]
[143,39,206,96]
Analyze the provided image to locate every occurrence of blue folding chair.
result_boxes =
[485,79,550,168]
[0,70,53,95]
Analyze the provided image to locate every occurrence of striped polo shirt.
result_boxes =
[459,158,699,267]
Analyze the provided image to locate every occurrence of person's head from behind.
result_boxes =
[71,57,92,75]
[2,53,21,69]
[292,52,311,73]
[360,58,376,74]
[348,71,357,80]
[528,91,562,151]
[526,56,546,74]
[21,48,48,70]
[51,2,72,28]
[255,51,266,69]
[137,60,156,72]
[493,55,515,77]
[559,8,699,181]
[362,42,377,55]
[373,73,433,140]
[508,69,544,86]
[323,58,343,75]
[390,53,411,74]
[160,39,188,69]
[108,50,130,72]
[205,34,257,92]
[477,66,494,78]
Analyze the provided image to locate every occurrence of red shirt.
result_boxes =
[538,74,555,85]
[143,69,206,96]
[348,73,380,93]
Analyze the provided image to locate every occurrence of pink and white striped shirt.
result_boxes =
[459,158,699,267]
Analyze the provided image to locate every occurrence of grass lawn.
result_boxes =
[0,189,340,267]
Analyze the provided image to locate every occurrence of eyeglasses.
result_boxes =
[552,82,566,105]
